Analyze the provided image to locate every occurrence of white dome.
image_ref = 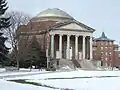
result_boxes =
[36,8,73,19]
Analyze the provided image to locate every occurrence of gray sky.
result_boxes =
[7,0,120,44]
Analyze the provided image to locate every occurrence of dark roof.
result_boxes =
[94,32,114,41]
[18,20,57,33]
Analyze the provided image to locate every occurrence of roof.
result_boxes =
[36,8,73,19]
[18,20,96,34]
[50,20,95,32]
[18,20,57,33]
[94,32,114,41]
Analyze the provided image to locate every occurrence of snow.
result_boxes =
[1,69,120,90]
[0,68,5,72]
[0,79,53,90]
[0,68,49,77]
[7,70,120,80]
[29,77,120,90]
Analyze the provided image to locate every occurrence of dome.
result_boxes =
[36,8,73,19]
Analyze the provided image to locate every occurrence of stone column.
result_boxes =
[51,34,54,58]
[59,34,63,59]
[67,35,70,59]
[82,36,86,59]
[75,35,79,60]
[90,36,93,60]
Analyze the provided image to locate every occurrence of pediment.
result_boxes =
[60,23,87,30]
[50,20,95,32]
[53,21,95,32]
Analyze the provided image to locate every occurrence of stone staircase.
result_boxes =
[54,59,98,70]
[58,59,75,69]
[79,59,97,70]
[71,59,81,68]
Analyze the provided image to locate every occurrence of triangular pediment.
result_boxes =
[60,23,88,30]
[52,21,95,32]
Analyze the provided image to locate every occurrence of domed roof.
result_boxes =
[36,8,73,19]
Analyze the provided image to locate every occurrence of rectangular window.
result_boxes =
[101,52,104,55]
[105,57,108,61]
[101,47,104,50]
[105,47,108,49]
[93,46,97,51]
[109,52,111,55]
[109,42,112,45]
[105,52,108,55]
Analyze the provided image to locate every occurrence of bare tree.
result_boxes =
[4,11,31,69]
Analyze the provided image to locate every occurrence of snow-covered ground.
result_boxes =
[28,77,120,90]
[0,68,5,72]
[0,79,53,90]
[0,69,48,77]
[1,68,120,90]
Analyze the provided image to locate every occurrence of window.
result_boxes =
[109,42,112,45]
[93,47,97,51]
[105,47,108,49]
[101,52,104,55]
[105,57,108,61]
[109,47,112,49]
[109,52,112,55]
[101,47,104,50]
[105,52,108,55]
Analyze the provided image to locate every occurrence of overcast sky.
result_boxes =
[7,0,120,44]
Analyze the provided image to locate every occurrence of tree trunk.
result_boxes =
[15,47,19,70]
[16,57,19,70]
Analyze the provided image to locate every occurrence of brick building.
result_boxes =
[17,8,96,69]
[93,32,120,67]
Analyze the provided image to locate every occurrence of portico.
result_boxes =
[50,34,93,60]
[49,21,94,60]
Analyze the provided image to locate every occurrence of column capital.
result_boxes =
[83,35,86,38]
[51,34,55,36]
[59,34,63,36]
[89,36,93,38]
[67,34,71,36]
[75,35,79,37]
